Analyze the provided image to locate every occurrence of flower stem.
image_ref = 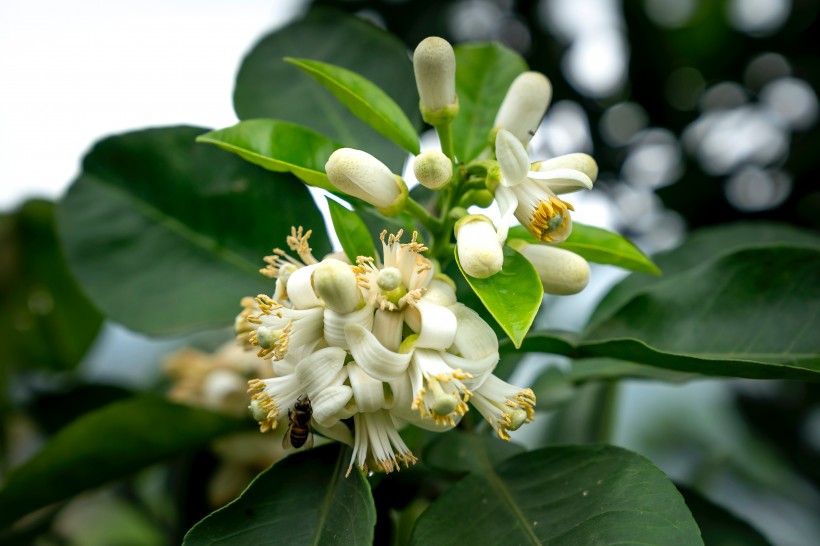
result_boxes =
[435,122,455,164]
[404,197,441,234]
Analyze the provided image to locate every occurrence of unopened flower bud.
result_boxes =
[455,215,504,279]
[413,150,452,189]
[508,240,590,295]
[313,259,362,314]
[493,72,552,146]
[325,148,408,216]
[413,37,458,125]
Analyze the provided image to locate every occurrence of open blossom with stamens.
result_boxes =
[238,227,537,476]
[494,129,597,245]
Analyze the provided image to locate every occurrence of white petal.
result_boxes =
[346,323,412,382]
[527,168,593,193]
[371,308,404,351]
[313,419,354,447]
[286,264,322,309]
[323,304,374,349]
[347,362,386,413]
[496,129,530,185]
[388,376,461,432]
[423,278,457,307]
[448,303,499,359]
[493,185,518,244]
[311,384,354,428]
[441,351,498,390]
[295,347,347,398]
[414,300,458,350]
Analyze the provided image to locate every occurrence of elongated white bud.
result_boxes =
[508,239,590,295]
[413,37,458,124]
[313,259,362,314]
[455,215,504,279]
[413,150,452,189]
[494,71,552,146]
[325,148,408,215]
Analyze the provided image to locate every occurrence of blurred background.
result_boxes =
[2,0,819,545]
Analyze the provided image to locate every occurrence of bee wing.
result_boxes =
[282,423,293,450]
[303,431,314,450]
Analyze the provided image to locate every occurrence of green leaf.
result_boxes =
[455,245,542,348]
[58,126,329,336]
[0,396,248,528]
[508,223,660,274]
[234,8,420,171]
[183,444,375,546]
[410,445,702,545]
[0,200,103,372]
[285,58,420,154]
[424,431,525,475]
[589,221,820,328]
[327,198,378,262]
[197,120,342,192]
[452,43,528,162]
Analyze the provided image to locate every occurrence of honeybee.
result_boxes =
[283,395,313,449]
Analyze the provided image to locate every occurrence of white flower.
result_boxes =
[413,37,458,120]
[494,129,597,244]
[325,148,408,215]
[413,150,452,189]
[470,374,535,440]
[349,410,417,476]
[508,239,590,295]
[494,71,552,146]
[454,215,504,279]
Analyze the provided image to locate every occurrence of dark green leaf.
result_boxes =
[327,198,378,262]
[508,223,660,274]
[424,431,525,475]
[678,486,771,546]
[234,8,420,171]
[286,58,420,154]
[452,43,528,162]
[0,200,103,371]
[197,120,342,192]
[58,126,329,335]
[410,445,702,545]
[455,245,542,348]
[183,444,375,546]
[0,396,248,528]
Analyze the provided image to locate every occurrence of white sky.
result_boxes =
[0,0,304,210]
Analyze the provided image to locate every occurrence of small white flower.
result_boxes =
[470,374,535,440]
[494,129,596,244]
[413,37,457,117]
[325,148,408,215]
[413,150,453,189]
[348,410,417,476]
[494,71,553,146]
[454,215,504,279]
[508,239,590,295]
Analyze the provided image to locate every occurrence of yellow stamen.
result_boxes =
[529,196,574,243]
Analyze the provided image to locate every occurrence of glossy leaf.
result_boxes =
[197,120,342,192]
[0,200,103,372]
[456,245,542,348]
[410,445,702,545]
[183,444,375,546]
[452,43,528,162]
[234,8,420,171]
[509,223,660,274]
[0,396,248,528]
[327,198,378,262]
[58,126,329,335]
[286,58,420,154]
[424,431,525,475]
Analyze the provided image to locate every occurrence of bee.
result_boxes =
[283,395,313,449]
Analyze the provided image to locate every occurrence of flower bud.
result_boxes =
[325,148,408,215]
[312,259,362,314]
[455,215,504,279]
[493,71,552,146]
[413,150,452,189]
[413,37,458,124]
[508,239,590,295]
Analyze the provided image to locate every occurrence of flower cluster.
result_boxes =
[238,227,535,475]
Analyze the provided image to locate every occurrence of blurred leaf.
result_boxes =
[568,358,695,383]
[234,8,420,171]
[424,431,525,475]
[286,58,420,154]
[410,445,702,545]
[589,222,820,328]
[455,245,542,348]
[0,200,103,371]
[452,43,527,162]
[678,486,772,546]
[0,396,248,528]
[197,120,341,192]
[327,198,378,262]
[26,383,133,435]
[58,126,329,336]
[509,223,660,275]
[183,444,375,546]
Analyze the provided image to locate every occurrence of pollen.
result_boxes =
[529,196,573,243]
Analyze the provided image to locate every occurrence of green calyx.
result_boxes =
[420,100,459,127]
